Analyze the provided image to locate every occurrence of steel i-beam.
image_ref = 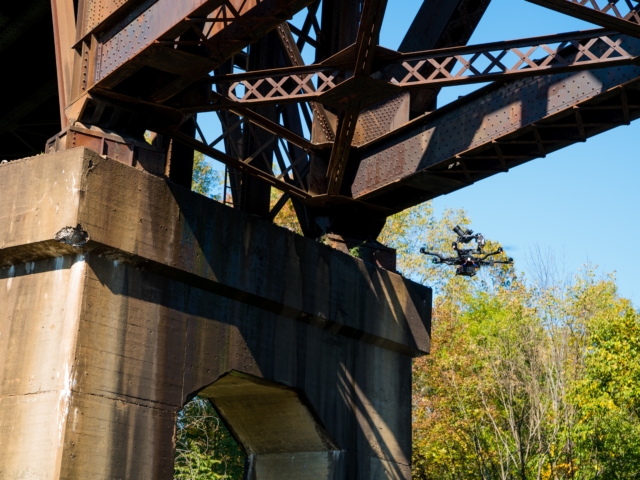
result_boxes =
[350,35,640,211]
[526,0,640,38]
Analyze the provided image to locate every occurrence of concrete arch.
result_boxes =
[195,371,341,479]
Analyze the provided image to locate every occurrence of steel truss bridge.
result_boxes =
[3,0,640,241]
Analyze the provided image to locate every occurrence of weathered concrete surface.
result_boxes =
[0,148,431,479]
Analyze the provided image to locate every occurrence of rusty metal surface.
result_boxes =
[47,123,166,174]
[78,0,130,40]
[396,0,492,114]
[353,94,410,146]
[92,0,313,91]
[206,29,636,108]
[94,0,218,84]
[527,0,640,38]
[353,38,640,209]
[35,0,640,239]
[326,0,389,195]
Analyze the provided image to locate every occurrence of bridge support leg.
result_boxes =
[0,148,431,479]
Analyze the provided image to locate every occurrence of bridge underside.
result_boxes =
[3,0,640,241]
[0,1,61,160]
[1,1,639,477]
[0,148,430,479]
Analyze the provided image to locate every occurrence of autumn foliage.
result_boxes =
[182,164,640,479]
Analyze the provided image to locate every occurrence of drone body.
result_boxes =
[420,226,513,277]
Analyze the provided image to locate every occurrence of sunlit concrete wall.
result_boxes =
[0,148,431,479]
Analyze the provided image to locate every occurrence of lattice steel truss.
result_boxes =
[49,0,640,239]
[207,30,634,106]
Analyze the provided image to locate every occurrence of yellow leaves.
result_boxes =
[192,151,223,199]
[378,203,472,288]
[270,189,302,235]
[412,250,640,478]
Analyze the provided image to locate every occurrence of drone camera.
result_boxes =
[453,225,473,237]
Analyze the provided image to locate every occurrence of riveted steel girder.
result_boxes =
[68,0,315,110]
[526,0,640,38]
[352,36,640,211]
[38,0,640,240]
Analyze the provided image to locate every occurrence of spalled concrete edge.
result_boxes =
[0,238,427,357]
[0,148,431,356]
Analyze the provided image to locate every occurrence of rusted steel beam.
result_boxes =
[277,21,335,141]
[213,93,318,153]
[398,0,491,114]
[171,130,312,200]
[51,0,76,128]
[326,110,359,194]
[69,0,314,108]
[75,0,148,42]
[348,0,490,158]
[527,0,640,38]
[316,0,362,62]
[207,29,636,109]
[326,0,388,195]
[350,36,640,211]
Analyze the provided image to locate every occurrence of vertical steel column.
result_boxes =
[50,0,76,128]
[236,31,284,217]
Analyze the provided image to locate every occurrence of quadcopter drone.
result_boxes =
[420,226,514,277]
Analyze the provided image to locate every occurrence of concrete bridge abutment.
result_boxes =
[0,148,431,479]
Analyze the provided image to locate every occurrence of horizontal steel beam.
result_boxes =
[75,0,314,102]
[204,29,636,109]
[350,35,640,211]
[526,0,640,38]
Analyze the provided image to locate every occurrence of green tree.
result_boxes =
[411,256,640,480]
[270,189,303,234]
[174,397,245,480]
[192,151,223,200]
[571,276,640,477]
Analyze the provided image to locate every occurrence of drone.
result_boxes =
[420,226,513,277]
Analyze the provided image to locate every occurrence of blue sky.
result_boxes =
[202,1,639,305]
[378,0,640,306]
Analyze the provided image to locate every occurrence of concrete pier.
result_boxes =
[0,148,431,479]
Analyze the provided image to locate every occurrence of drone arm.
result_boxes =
[492,258,514,265]
[479,256,514,267]
[477,248,504,261]
[420,248,457,264]
[420,248,445,262]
